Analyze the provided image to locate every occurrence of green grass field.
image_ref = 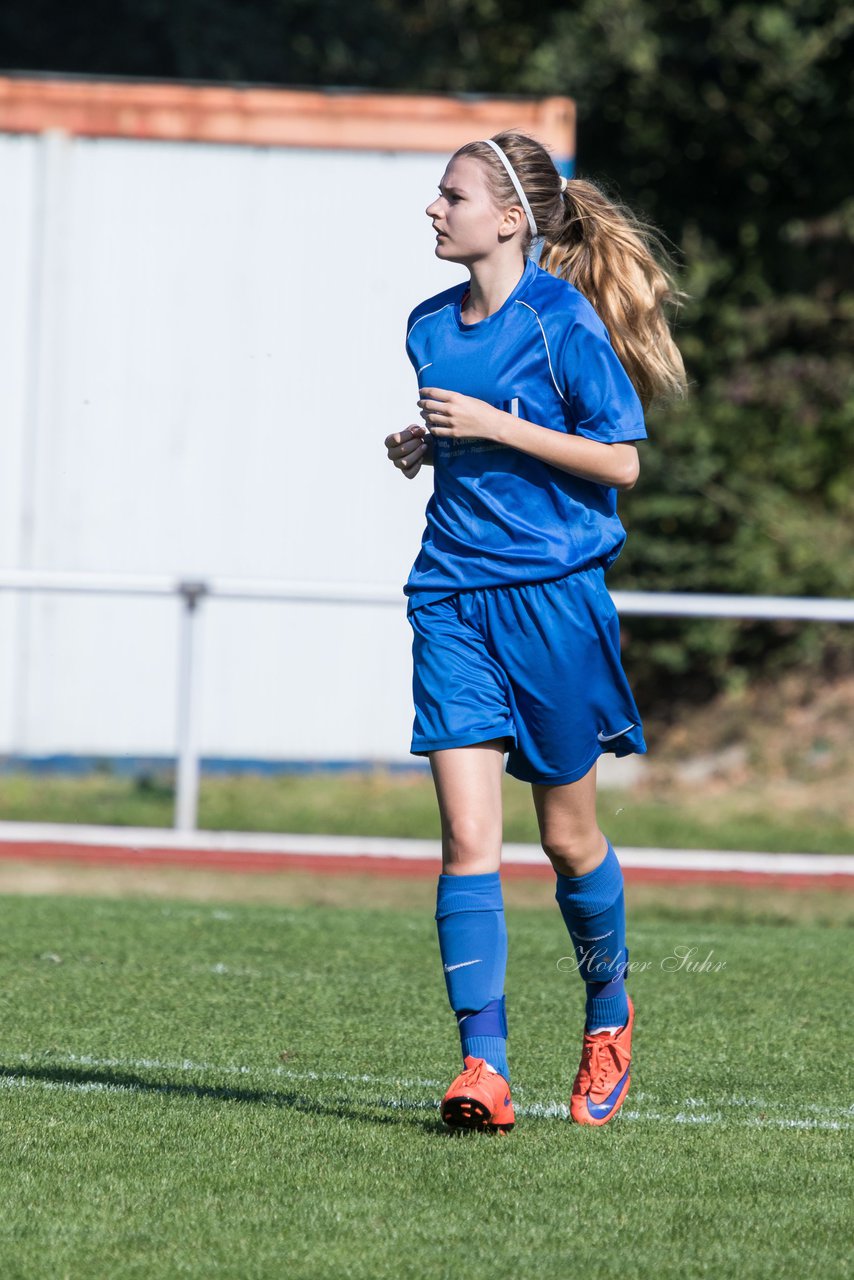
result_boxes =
[1,881,851,1279]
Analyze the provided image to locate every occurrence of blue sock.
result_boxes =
[435,871,509,1081]
[457,997,508,1075]
[554,842,629,1032]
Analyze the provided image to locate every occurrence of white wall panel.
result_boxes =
[0,136,37,745]
[0,131,463,761]
[0,135,35,564]
[13,595,179,755]
[198,600,415,760]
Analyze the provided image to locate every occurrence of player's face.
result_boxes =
[425,156,509,264]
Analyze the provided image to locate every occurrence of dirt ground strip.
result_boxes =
[0,860,850,925]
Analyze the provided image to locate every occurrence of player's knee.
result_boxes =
[441,812,501,869]
[541,830,605,878]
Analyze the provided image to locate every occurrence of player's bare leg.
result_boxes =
[429,739,506,875]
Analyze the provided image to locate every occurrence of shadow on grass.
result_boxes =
[0,1062,460,1135]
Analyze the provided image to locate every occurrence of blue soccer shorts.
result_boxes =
[408,566,647,786]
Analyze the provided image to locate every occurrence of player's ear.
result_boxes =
[499,205,525,238]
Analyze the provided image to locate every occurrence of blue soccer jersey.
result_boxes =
[403,257,647,605]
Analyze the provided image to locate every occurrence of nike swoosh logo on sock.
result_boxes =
[443,959,483,973]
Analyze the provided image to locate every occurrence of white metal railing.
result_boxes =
[1,568,852,832]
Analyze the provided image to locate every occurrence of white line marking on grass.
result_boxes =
[617,1108,847,1131]
[520,1102,570,1120]
[8,1052,447,1090]
[2,1053,851,1130]
[639,1091,853,1118]
[745,1117,849,1131]
[208,963,263,977]
[1,1073,849,1130]
[0,1075,141,1097]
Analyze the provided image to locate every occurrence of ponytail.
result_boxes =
[456,132,689,411]
[541,178,689,411]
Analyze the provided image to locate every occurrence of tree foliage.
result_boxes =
[2,0,852,703]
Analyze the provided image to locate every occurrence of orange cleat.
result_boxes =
[441,1055,515,1133]
[570,995,634,1126]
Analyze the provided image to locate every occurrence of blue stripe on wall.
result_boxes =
[0,754,430,777]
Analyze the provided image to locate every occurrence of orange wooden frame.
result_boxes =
[0,75,575,160]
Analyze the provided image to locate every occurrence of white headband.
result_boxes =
[480,138,538,240]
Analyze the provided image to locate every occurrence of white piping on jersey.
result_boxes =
[406,301,456,343]
[515,300,570,408]
[408,297,569,411]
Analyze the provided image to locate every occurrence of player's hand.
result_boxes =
[417,387,503,442]
[384,424,430,478]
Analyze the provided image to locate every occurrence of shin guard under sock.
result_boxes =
[554,842,629,1032]
[435,871,509,1080]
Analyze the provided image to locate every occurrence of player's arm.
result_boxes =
[494,416,638,490]
[417,390,639,490]
[384,423,434,478]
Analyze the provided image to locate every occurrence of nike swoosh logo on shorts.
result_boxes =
[443,959,483,973]
[597,724,635,743]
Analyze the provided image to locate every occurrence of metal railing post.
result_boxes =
[174,580,207,832]
[0,571,850,837]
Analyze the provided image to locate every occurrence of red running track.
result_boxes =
[0,840,850,892]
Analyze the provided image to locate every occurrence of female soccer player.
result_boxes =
[384,132,686,1131]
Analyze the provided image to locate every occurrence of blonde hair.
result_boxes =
[454,132,689,411]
